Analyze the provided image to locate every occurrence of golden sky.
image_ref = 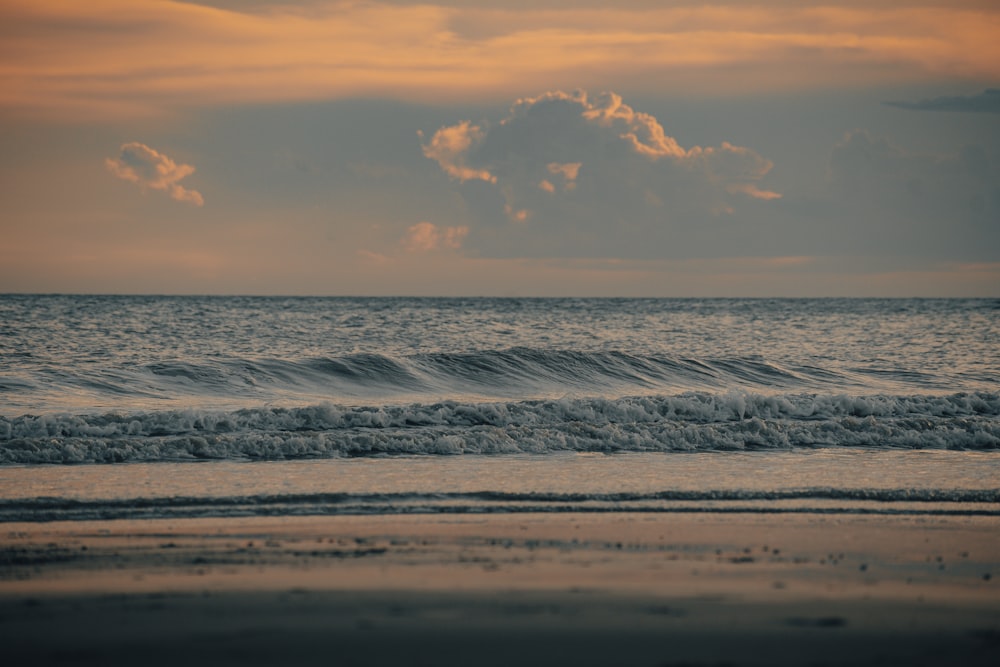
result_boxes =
[3,0,999,119]
[1,0,998,295]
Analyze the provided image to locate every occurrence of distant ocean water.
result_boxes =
[1,296,998,521]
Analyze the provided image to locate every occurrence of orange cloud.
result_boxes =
[547,162,582,191]
[2,1,998,121]
[106,142,204,206]
[727,184,783,200]
[404,222,469,252]
[419,123,496,183]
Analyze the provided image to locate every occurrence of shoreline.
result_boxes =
[3,512,999,665]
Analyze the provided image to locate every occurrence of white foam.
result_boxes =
[2,392,998,464]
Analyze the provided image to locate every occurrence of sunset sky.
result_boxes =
[1,0,998,296]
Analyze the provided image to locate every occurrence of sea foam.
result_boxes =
[2,392,997,464]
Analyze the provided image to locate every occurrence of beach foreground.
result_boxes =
[2,513,998,666]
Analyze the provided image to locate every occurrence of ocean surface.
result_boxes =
[1,296,998,522]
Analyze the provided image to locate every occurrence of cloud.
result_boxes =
[421,90,779,258]
[106,142,204,206]
[418,123,496,184]
[885,89,1000,114]
[3,1,1000,120]
[403,222,469,252]
[727,184,785,200]
[357,249,391,265]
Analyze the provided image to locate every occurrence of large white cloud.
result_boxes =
[421,90,779,258]
[106,142,204,206]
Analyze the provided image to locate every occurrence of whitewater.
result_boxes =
[1,296,998,520]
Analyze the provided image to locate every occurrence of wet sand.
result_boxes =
[2,513,999,666]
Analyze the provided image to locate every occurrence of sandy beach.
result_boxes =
[2,512,998,666]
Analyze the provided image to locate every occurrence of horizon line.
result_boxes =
[1,293,996,300]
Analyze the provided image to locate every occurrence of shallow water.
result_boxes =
[1,450,998,521]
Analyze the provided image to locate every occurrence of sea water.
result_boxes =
[1,296,998,521]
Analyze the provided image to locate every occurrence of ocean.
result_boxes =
[1,296,998,522]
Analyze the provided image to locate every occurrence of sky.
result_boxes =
[1,0,998,297]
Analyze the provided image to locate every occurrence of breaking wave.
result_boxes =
[3,391,998,464]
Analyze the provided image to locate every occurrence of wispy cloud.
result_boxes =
[885,89,1000,113]
[3,1,998,120]
[727,184,784,200]
[106,142,204,206]
[403,222,469,252]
